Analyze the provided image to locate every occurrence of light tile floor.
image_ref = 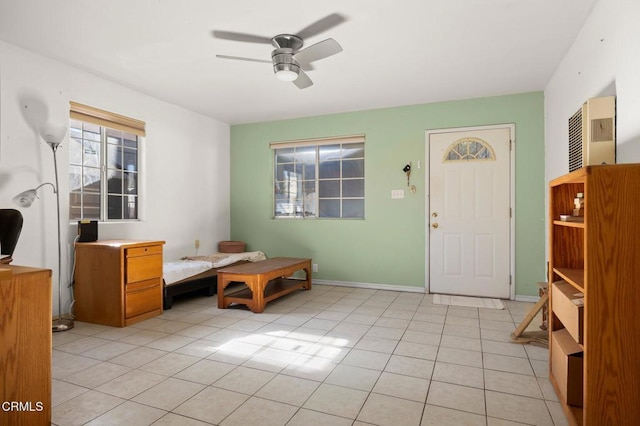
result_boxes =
[51,285,567,426]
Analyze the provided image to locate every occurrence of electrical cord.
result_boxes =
[66,234,81,319]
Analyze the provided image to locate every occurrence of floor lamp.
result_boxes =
[13,127,73,332]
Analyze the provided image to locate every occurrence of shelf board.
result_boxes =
[225,278,307,304]
[553,267,585,291]
[553,219,584,228]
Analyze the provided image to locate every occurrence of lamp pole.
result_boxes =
[49,141,72,332]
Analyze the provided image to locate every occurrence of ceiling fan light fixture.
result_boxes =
[274,63,300,81]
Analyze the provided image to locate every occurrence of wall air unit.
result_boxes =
[568,96,616,172]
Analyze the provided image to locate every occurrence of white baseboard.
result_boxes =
[514,295,540,302]
[313,279,425,293]
[313,279,540,302]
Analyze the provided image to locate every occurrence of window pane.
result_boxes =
[107,133,122,145]
[125,172,137,195]
[319,144,341,161]
[319,199,340,218]
[108,195,123,219]
[107,170,123,194]
[124,195,137,219]
[319,160,340,179]
[275,164,288,181]
[319,180,340,198]
[302,162,316,180]
[83,141,100,166]
[69,192,82,220]
[69,135,82,166]
[343,179,364,197]
[123,135,137,148]
[69,165,83,192]
[342,199,364,218]
[294,146,315,163]
[82,193,101,220]
[70,119,82,136]
[303,181,317,216]
[83,168,101,193]
[275,181,290,200]
[342,159,364,178]
[275,179,302,217]
[83,127,101,142]
[107,143,122,169]
[342,143,364,159]
[275,148,294,164]
[123,147,137,171]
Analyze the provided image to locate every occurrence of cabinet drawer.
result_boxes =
[126,254,162,283]
[552,280,584,343]
[126,279,161,318]
[127,245,163,258]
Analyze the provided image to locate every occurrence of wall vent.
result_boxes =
[568,96,616,172]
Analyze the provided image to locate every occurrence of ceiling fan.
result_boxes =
[212,13,345,89]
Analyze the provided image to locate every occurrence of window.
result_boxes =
[68,102,145,221]
[443,137,495,162]
[272,135,365,219]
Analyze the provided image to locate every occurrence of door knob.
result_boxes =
[431,223,439,229]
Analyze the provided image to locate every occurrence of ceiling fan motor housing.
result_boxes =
[272,47,300,78]
[271,34,304,50]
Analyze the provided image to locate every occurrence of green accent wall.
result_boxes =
[230,92,545,297]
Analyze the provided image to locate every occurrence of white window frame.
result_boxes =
[68,102,145,222]
[271,134,365,219]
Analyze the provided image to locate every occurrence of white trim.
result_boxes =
[424,123,517,300]
[515,295,540,303]
[313,279,425,293]
[314,279,537,303]
[270,134,365,149]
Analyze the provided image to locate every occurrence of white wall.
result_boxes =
[0,41,231,316]
[545,0,640,181]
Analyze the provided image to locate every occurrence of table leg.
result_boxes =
[247,277,266,313]
[217,275,231,309]
[303,264,312,290]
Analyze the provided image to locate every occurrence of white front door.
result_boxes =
[428,126,512,298]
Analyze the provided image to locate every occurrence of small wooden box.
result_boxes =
[551,328,584,407]
[219,240,246,253]
[552,281,584,343]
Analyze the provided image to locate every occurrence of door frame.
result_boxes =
[424,124,516,300]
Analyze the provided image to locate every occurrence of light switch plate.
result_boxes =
[392,189,405,199]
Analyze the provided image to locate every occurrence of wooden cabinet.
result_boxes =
[0,266,52,425]
[548,164,640,425]
[74,240,165,327]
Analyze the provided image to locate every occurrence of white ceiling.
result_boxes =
[0,0,597,125]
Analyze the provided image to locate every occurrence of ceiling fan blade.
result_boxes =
[211,30,272,44]
[295,13,346,40]
[294,38,342,64]
[293,70,313,89]
[216,54,272,64]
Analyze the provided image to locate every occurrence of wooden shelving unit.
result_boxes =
[548,164,640,425]
[0,265,52,425]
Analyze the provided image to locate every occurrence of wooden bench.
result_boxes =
[217,257,312,313]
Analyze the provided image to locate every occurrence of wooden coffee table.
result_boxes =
[217,257,312,313]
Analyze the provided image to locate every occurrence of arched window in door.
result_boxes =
[443,137,496,162]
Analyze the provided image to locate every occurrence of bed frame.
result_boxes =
[163,260,249,309]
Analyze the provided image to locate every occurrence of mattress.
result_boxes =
[163,260,213,285]
[163,251,266,285]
